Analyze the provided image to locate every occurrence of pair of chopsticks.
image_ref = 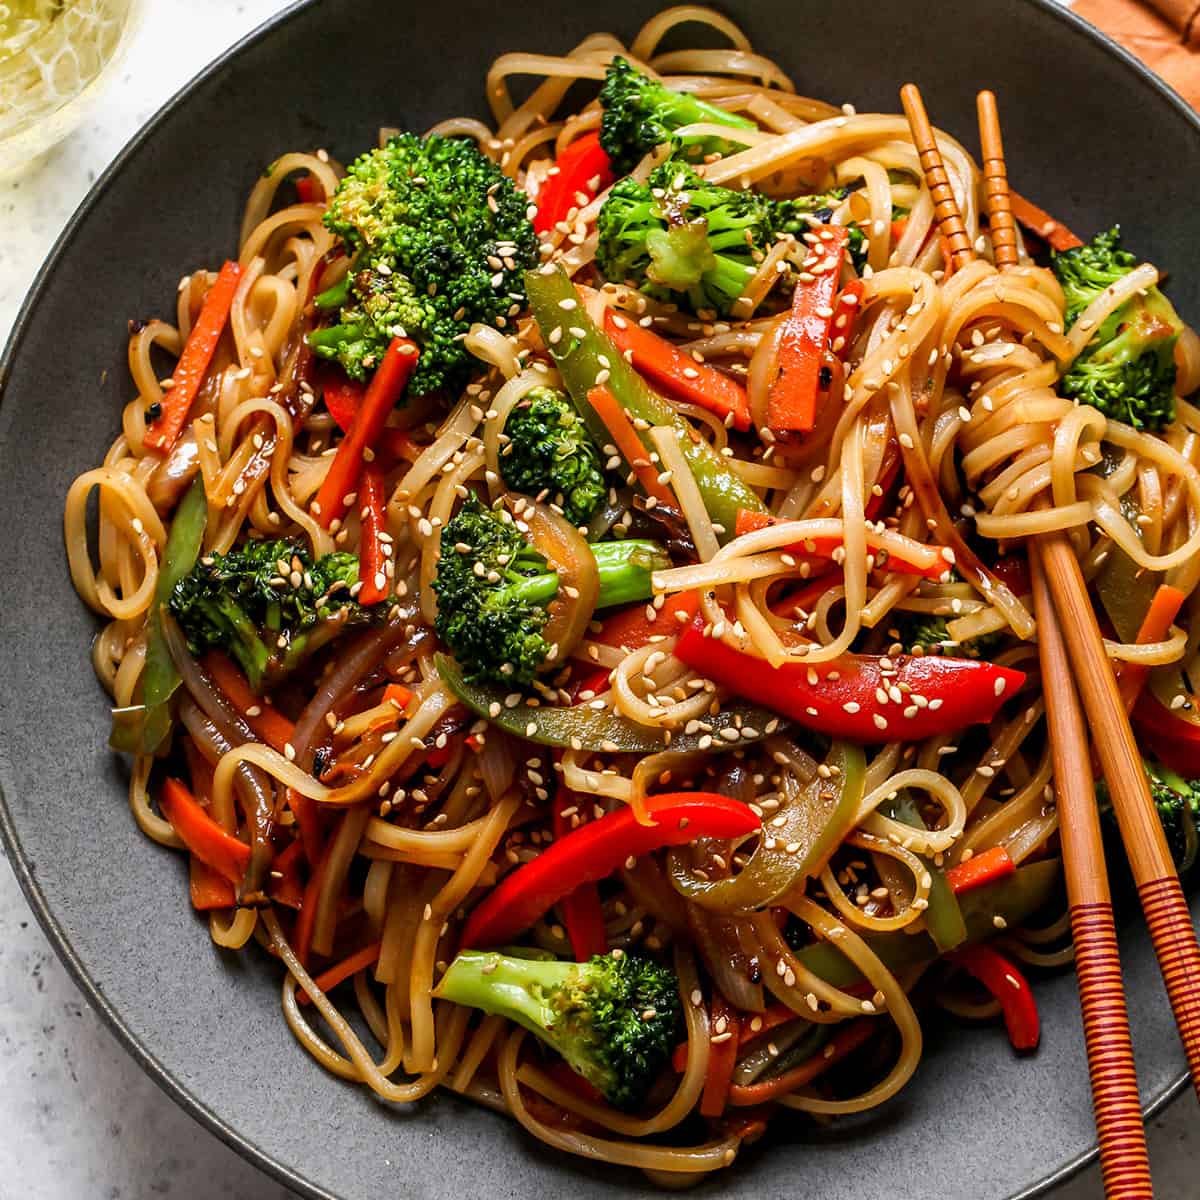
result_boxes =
[901,84,1200,1198]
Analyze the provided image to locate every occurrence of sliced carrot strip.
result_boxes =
[145,261,242,453]
[298,941,382,1005]
[586,384,676,509]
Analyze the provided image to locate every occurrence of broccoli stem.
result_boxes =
[505,539,669,611]
[436,950,580,1038]
[592,538,669,607]
[306,322,362,351]
[314,273,352,310]
[645,88,756,138]
[208,598,272,689]
[503,573,564,609]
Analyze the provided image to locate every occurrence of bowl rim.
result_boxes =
[2,2,1197,1197]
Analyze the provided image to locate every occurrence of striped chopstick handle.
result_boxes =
[916,147,973,268]
[980,153,1018,268]
[1139,875,1200,1098]
[976,91,1019,270]
[1071,902,1153,1199]
[899,83,973,270]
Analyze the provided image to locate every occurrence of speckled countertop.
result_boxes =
[1,2,1197,1197]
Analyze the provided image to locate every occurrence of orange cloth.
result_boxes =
[1073,0,1200,108]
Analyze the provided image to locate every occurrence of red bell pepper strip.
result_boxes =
[202,651,295,751]
[948,943,1040,1051]
[460,792,760,948]
[312,336,418,529]
[188,857,236,910]
[829,279,865,358]
[700,993,741,1117]
[322,373,364,432]
[733,510,951,580]
[989,554,1031,598]
[542,1059,606,1104]
[298,940,382,1005]
[159,778,251,886]
[767,226,849,433]
[383,682,414,711]
[592,590,701,653]
[1132,692,1200,777]
[569,592,699,701]
[1009,191,1082,252]
[268,838,306,910]
[319,370,423,464]
[727,1019,875,1106]
[287,787,325,867]
[294,174,321,204]
[553,786,608,962]
[865,435,901,521]
[604,312,751,431]
[145,260,242,454]
[293,813,343,967]
[674,615,1025,743]
[738,1003,802,1047]
[943,845,1015,895]
[586,385,677,510]
[356,464,390,606]
[1117,584,1186,713]
[534,132,613,235]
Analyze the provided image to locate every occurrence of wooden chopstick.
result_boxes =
[975,91,1020,271]
[1037,530,1200,1095]
[899,84,974,271]
[973,88,1154,1198]
[979,85,1200,1105]
[900,82,1159,1197]
[1030,551,1153,1198]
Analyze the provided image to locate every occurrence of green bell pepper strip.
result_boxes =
[797,859,1062,989]
[436,652,785,755]
[524,265,766,540]
[878,793,966,954]
[668,741,866,911]
[110,476,208,755]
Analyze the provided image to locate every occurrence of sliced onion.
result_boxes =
[289,620,414,763]
[687,905,765,1013]
[478,727,519,802]
[511,495,599,670]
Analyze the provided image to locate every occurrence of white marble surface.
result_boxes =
[2,2,1198,1197]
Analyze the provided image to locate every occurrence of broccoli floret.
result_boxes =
[598,56,757,176]
[169,539,377,691]
[500,387,607,525]
[309,133,538,395]
[597,159,772,317]
[596,158,856,317]
[307,258,444,383]
[774,187,868,272]
[1051,227,1184,431]
[1096,758,1200,872]
[896,614,1003,660]
[435,950,682,1109]
[432,495,668,685]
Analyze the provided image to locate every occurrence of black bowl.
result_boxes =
[2,2,1198,1198]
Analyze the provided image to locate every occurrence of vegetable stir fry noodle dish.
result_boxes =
[63,6,1200,1180]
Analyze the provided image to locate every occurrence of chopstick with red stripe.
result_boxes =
[973,86,1154,1200]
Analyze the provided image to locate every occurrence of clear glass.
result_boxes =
[0,0,139,177]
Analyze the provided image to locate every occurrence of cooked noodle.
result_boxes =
[63,6,1199,1184]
